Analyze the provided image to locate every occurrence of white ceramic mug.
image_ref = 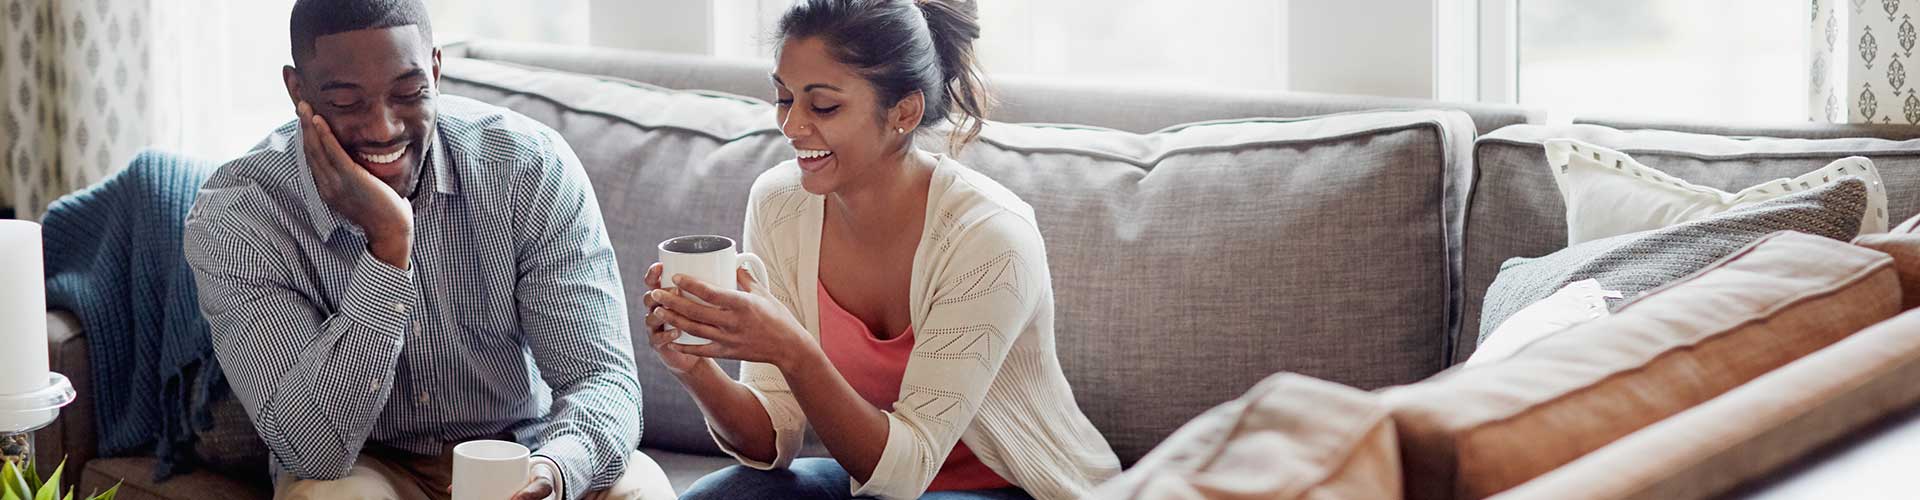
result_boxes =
[451,440,530,500]
[658,235,769,345]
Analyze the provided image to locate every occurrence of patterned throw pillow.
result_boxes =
[1477,177,1869,345]
[1546,139,1888,245]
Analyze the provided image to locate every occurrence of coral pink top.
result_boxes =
[817,281,1013,492]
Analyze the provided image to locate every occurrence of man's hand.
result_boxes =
[510,456,562,500]
[297,101,414,269]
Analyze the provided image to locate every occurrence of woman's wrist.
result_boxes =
[772,339,828,377]
[673,357,724,386]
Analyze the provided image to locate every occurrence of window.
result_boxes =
[428,0,590,46]
[1515,0,1806,123]
[712,0,1290,92]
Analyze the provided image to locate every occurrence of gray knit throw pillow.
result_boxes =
[1477,177,1870,346]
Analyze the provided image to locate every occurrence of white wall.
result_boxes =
[1287,0,1436,99]
[589,0,713,54]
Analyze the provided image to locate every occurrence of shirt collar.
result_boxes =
[299,124,459,239]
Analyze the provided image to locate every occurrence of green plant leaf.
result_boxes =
[59,489,70,500]
[32,461,61,500]
[1,461,27,499]
[1,485,19,500]
[85,482,116,500]
[21,460,38,493]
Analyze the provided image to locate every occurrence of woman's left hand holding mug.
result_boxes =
[650,268,817,370]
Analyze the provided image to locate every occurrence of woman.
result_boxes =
[641,0,1120,498]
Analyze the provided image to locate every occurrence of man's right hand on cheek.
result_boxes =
[298,101,415,269]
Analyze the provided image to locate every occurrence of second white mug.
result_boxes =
[451,439,529,500]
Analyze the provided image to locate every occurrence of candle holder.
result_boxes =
[0,373,76,468]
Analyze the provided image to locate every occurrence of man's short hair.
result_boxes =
[289,0,434,66]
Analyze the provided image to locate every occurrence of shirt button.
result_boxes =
[417,392,430,404]
[369,380,380,391]
[391,303,409,314]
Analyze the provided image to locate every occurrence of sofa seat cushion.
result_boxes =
[1384,231,1901,500]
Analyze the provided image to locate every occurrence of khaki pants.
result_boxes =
[274,444,674,500]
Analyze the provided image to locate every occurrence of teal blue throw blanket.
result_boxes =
[42,150,222,481]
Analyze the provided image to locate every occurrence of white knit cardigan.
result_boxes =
[709,154,1121,499]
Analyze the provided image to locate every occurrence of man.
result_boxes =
[182,1,670,499]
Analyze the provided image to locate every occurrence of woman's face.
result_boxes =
[773,36,914,196]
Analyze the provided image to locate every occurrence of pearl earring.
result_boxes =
[896,127,906,134]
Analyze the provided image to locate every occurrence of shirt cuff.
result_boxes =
[342,249,416,336]
[535,436,606,500]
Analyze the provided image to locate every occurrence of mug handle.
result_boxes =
[736,252,770,294]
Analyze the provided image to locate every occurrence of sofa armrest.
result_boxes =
[33,309,96,473]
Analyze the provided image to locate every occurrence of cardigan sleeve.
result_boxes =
[709,173,812,470]
[853,211,1049,499]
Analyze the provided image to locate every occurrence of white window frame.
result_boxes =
[1435,0,1517,104]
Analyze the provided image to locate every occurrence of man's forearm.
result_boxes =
[215,250,415,479]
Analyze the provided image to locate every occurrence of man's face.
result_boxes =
[284,26,439,197]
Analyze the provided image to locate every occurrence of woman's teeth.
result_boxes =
[360,150,403,164]
[798,149,832,159]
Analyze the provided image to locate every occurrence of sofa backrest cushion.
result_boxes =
[939,110,1475,463]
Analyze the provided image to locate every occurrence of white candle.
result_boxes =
[0,220,48,396]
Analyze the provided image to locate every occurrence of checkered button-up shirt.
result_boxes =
[183,95,639,500]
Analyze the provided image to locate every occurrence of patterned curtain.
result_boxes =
[0,0,157,220]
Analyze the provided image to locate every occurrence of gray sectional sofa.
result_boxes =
[37,40,1920,499]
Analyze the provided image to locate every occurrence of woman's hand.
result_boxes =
[649,268,817,370]
[642,263,705,375]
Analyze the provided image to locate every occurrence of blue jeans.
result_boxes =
[681,458,1034,499]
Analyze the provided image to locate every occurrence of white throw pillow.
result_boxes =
[1545,139,1889,245]
[1467,279,1620,367]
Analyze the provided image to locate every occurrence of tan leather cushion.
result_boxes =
[1382,231,1900,500]
[1089,373,1401,500]
[1852,212,1920,309]
[1492,307,1920,499]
